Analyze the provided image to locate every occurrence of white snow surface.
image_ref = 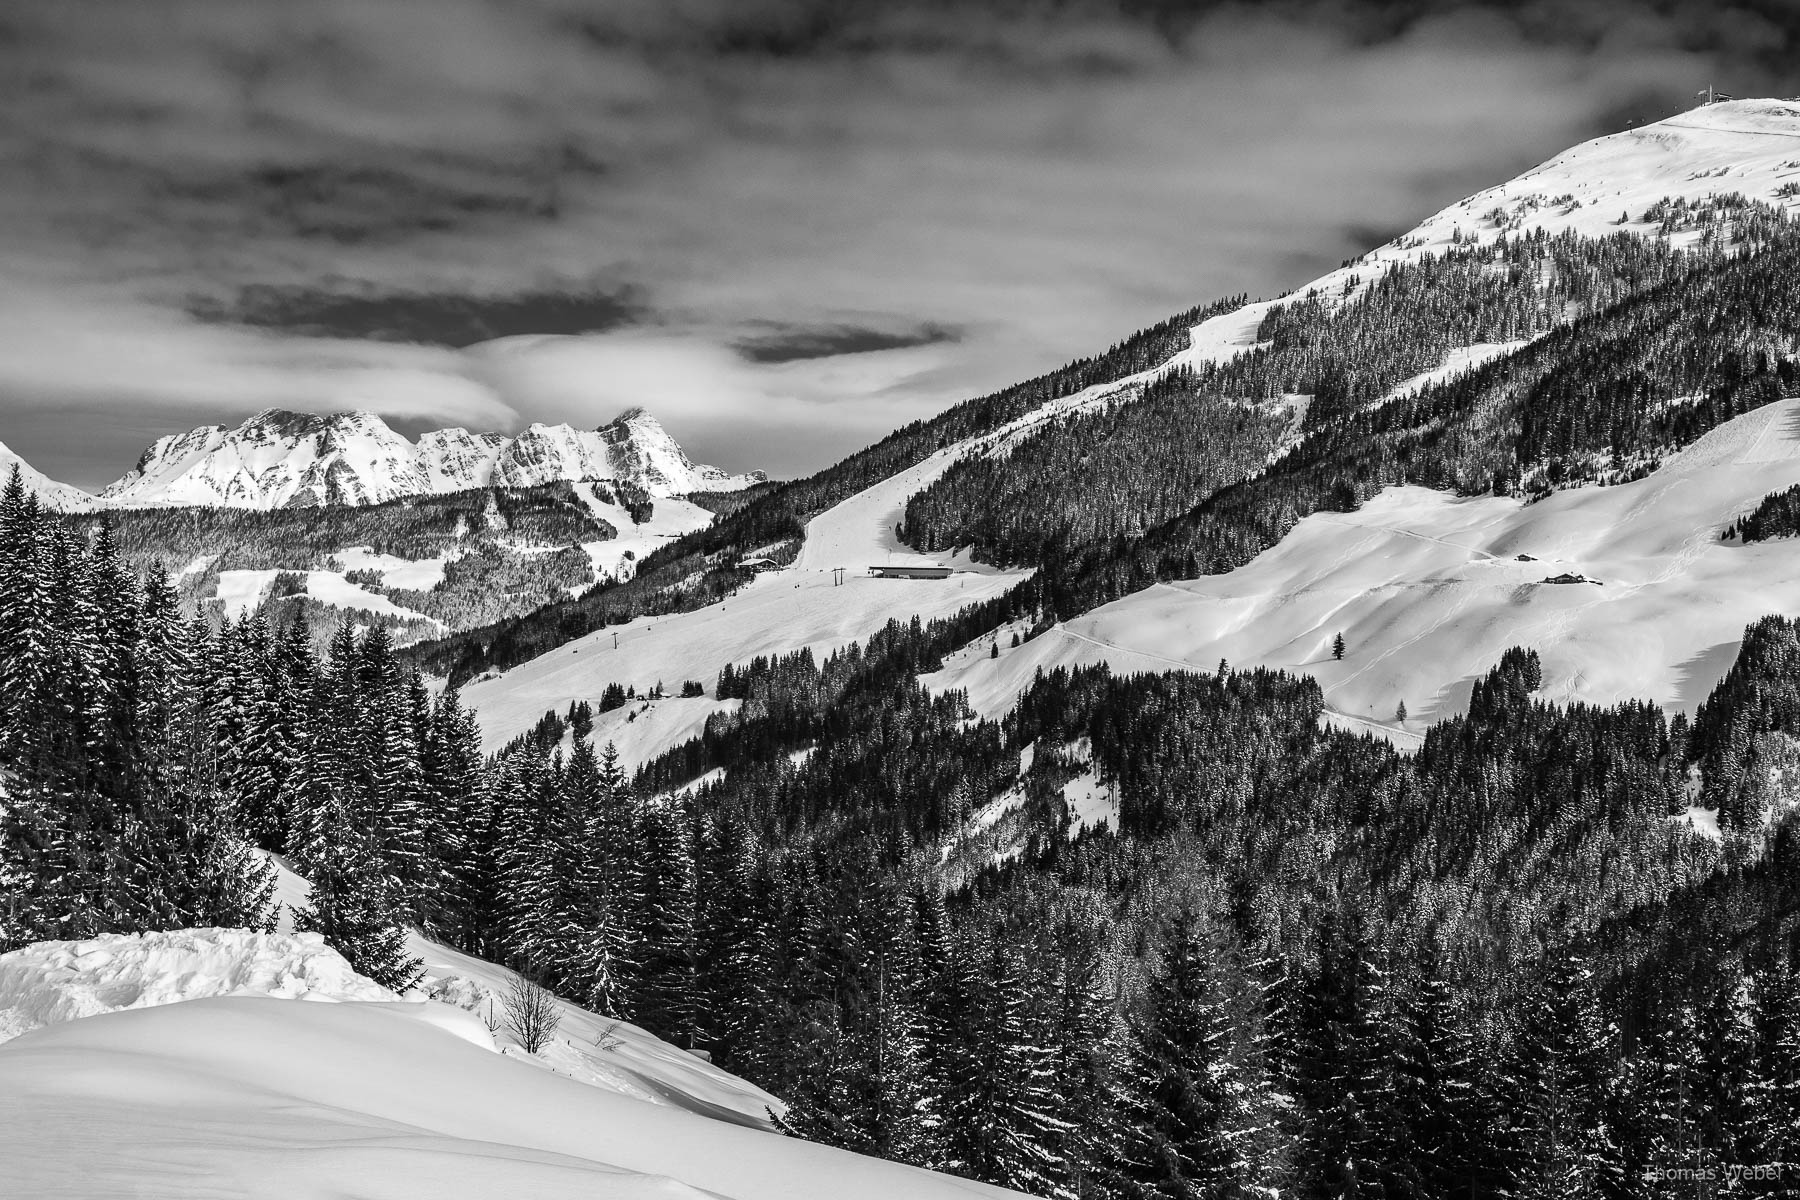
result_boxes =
[99,405,762,510]
[577,485,719,586]
[0,928,394,1043]
[0,993,1020,1200]
[928,397,1800,745]
[260,854,783,1129]
[0,876,1021,1198]
[940,100,1800,451]
[214,567,440,626]
[334,544,457,591]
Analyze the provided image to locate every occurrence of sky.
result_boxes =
[3,0,1798,490]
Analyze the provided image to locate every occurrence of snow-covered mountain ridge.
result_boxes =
[962,99,1800,462]
[99,406,765,510]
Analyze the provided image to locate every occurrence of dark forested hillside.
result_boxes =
[900,375,1293,567]
[903,199,1799,571]
[1037,212,1800,621]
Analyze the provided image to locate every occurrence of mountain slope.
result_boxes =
[420,100,1800,745]
[462,449,1029,756]
[100,407,763,510]
[928,395,1800,743]
[0,439,98,512]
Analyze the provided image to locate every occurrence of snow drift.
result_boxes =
[0,928,394,1044]
[0,940,1022,1200]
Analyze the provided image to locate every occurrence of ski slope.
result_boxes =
[928,397,1800,744]
[574,484,718,586]
[464,447,1030,758]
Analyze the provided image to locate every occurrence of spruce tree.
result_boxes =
[1112,909,1265,1200]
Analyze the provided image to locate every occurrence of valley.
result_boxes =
[8,95,1800,1200]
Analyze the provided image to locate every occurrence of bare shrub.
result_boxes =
[503,975,561,1054]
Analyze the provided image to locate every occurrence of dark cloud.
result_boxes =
[189,284,648,348]
[168,162,558,245]
[732,321,963,363]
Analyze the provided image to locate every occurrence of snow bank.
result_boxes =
[0,997,1022,1200]
[0,928,395,1043]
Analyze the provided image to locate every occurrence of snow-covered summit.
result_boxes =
[1155,99,1800,380]
[100,406,765,510]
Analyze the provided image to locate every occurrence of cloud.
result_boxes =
[192,284,649,347]
[732,320,963,363]
[0,0,1794,490]
[465,330,955,478]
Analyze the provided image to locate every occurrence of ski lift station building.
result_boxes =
[869,564,954,580]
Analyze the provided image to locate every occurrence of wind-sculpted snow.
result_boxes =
[0,903,1012,1197]
[0,929,395,1043]
[260,853,786,1129]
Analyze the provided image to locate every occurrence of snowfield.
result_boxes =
[575,484,719,587]
[0,995,1022,1200]
[258,854,784,1128]
[928,397,1800,744]
[0,436,97,511]
[334,544,457,591]
[214,567,441,627]
[0,880,1023,1198]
